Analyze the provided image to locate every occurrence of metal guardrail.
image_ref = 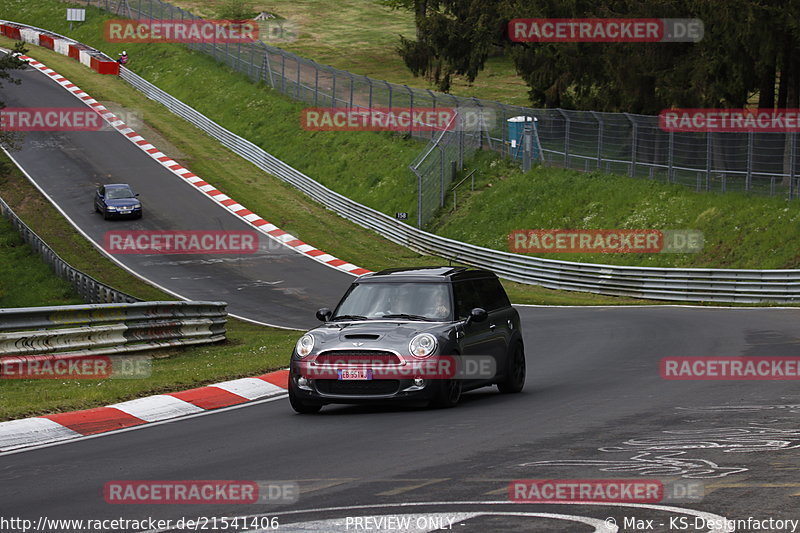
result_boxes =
[0,194,138,304]
[0,301,227,356]
[5,20,800,303]
[117,68,800,303]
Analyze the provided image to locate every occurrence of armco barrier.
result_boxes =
[5,21,800,303]
[0,20,118,75]
[0,301,227,357]
[0,194,137,304]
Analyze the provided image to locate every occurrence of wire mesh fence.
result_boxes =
[87,0,800,227]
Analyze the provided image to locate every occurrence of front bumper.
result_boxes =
[106,207,141,218]
[289,361,440,403]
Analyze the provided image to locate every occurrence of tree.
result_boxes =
[0,42,30,150]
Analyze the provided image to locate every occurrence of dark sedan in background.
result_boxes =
[288,266,526,413]
[94,183,142,219]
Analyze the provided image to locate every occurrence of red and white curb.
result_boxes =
[0,370,289,452]
[21,53,371,277]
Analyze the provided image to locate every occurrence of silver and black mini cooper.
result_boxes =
[288,266,525,413]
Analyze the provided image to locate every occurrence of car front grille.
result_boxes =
[315,379,400,396]
[316,351,402,366]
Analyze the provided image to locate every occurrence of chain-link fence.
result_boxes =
[86,0,800,227]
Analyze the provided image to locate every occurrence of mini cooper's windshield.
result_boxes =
[333,282,452,321]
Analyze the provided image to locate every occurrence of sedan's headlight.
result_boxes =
[409,333,437,358]
[295,334,314,358]
[106,206,117,211]
[132,203,141,208]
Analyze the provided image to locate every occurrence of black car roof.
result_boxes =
[358,266,497,283]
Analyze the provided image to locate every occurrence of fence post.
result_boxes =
[416,170,423,229]
[280,53,286,93]
[624,113,637,177]
[405,85,414,136]
[556,109,569,167]
[791,132,797,199]
[262,53,274,88]
[706,133,712,191]
[427,89,437,141]
[385,81,393,112]
[668,131,674,183]
[314,65,319,105]
[296,59,301,99]
[349,74,355,108]
[440,145,446,208]
[368,79,373,109]
[746,131,753,192]
[331,69,337,107]
[590,111,602,169]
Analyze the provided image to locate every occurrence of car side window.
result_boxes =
[473,277,511,311]
[453,281,482,319]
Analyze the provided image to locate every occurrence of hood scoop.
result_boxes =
[343,334,381,340]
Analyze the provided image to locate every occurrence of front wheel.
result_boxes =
[429,378,462,409]
[288,384,323,414]
[498,343,526,394]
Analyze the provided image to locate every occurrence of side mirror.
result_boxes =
[135,193,140,197]
[316,307,332,322]
[465,307,487,326]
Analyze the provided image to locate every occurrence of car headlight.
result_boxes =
[106,206,117,211]
[132,203,141,208]
[409,333,437,358]
[295,334,314,358]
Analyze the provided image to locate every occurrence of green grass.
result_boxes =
[0,320,298,421]
[431,153,800,269]
[172,0,533,105]
[0,214,81,308]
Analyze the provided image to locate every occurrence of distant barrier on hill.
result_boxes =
[84,0,800,227]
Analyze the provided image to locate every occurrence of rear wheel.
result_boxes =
[429,378,462,408]
[498,343,526,394]
[288,384,323,414]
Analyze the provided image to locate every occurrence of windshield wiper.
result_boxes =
[331,314,369,321]
[381,313,433,321]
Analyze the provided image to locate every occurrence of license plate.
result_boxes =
[338,368,372,380]
[119,209,131,213]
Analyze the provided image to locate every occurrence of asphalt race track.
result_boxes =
[2,57,800,533]
[2,307,800,531]
[1,59,354,329]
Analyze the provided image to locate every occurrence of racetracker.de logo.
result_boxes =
[301,107,457,132]
[660,109,800,132]
[104,19,257,43]
[1,107,106,131]
[661,357,800,380]
[508,229,703,254]
[508,18,703,43]
[104,481,299,504]
[104,230,259,255]
[0,356,150,379]
[509,480,663,503]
